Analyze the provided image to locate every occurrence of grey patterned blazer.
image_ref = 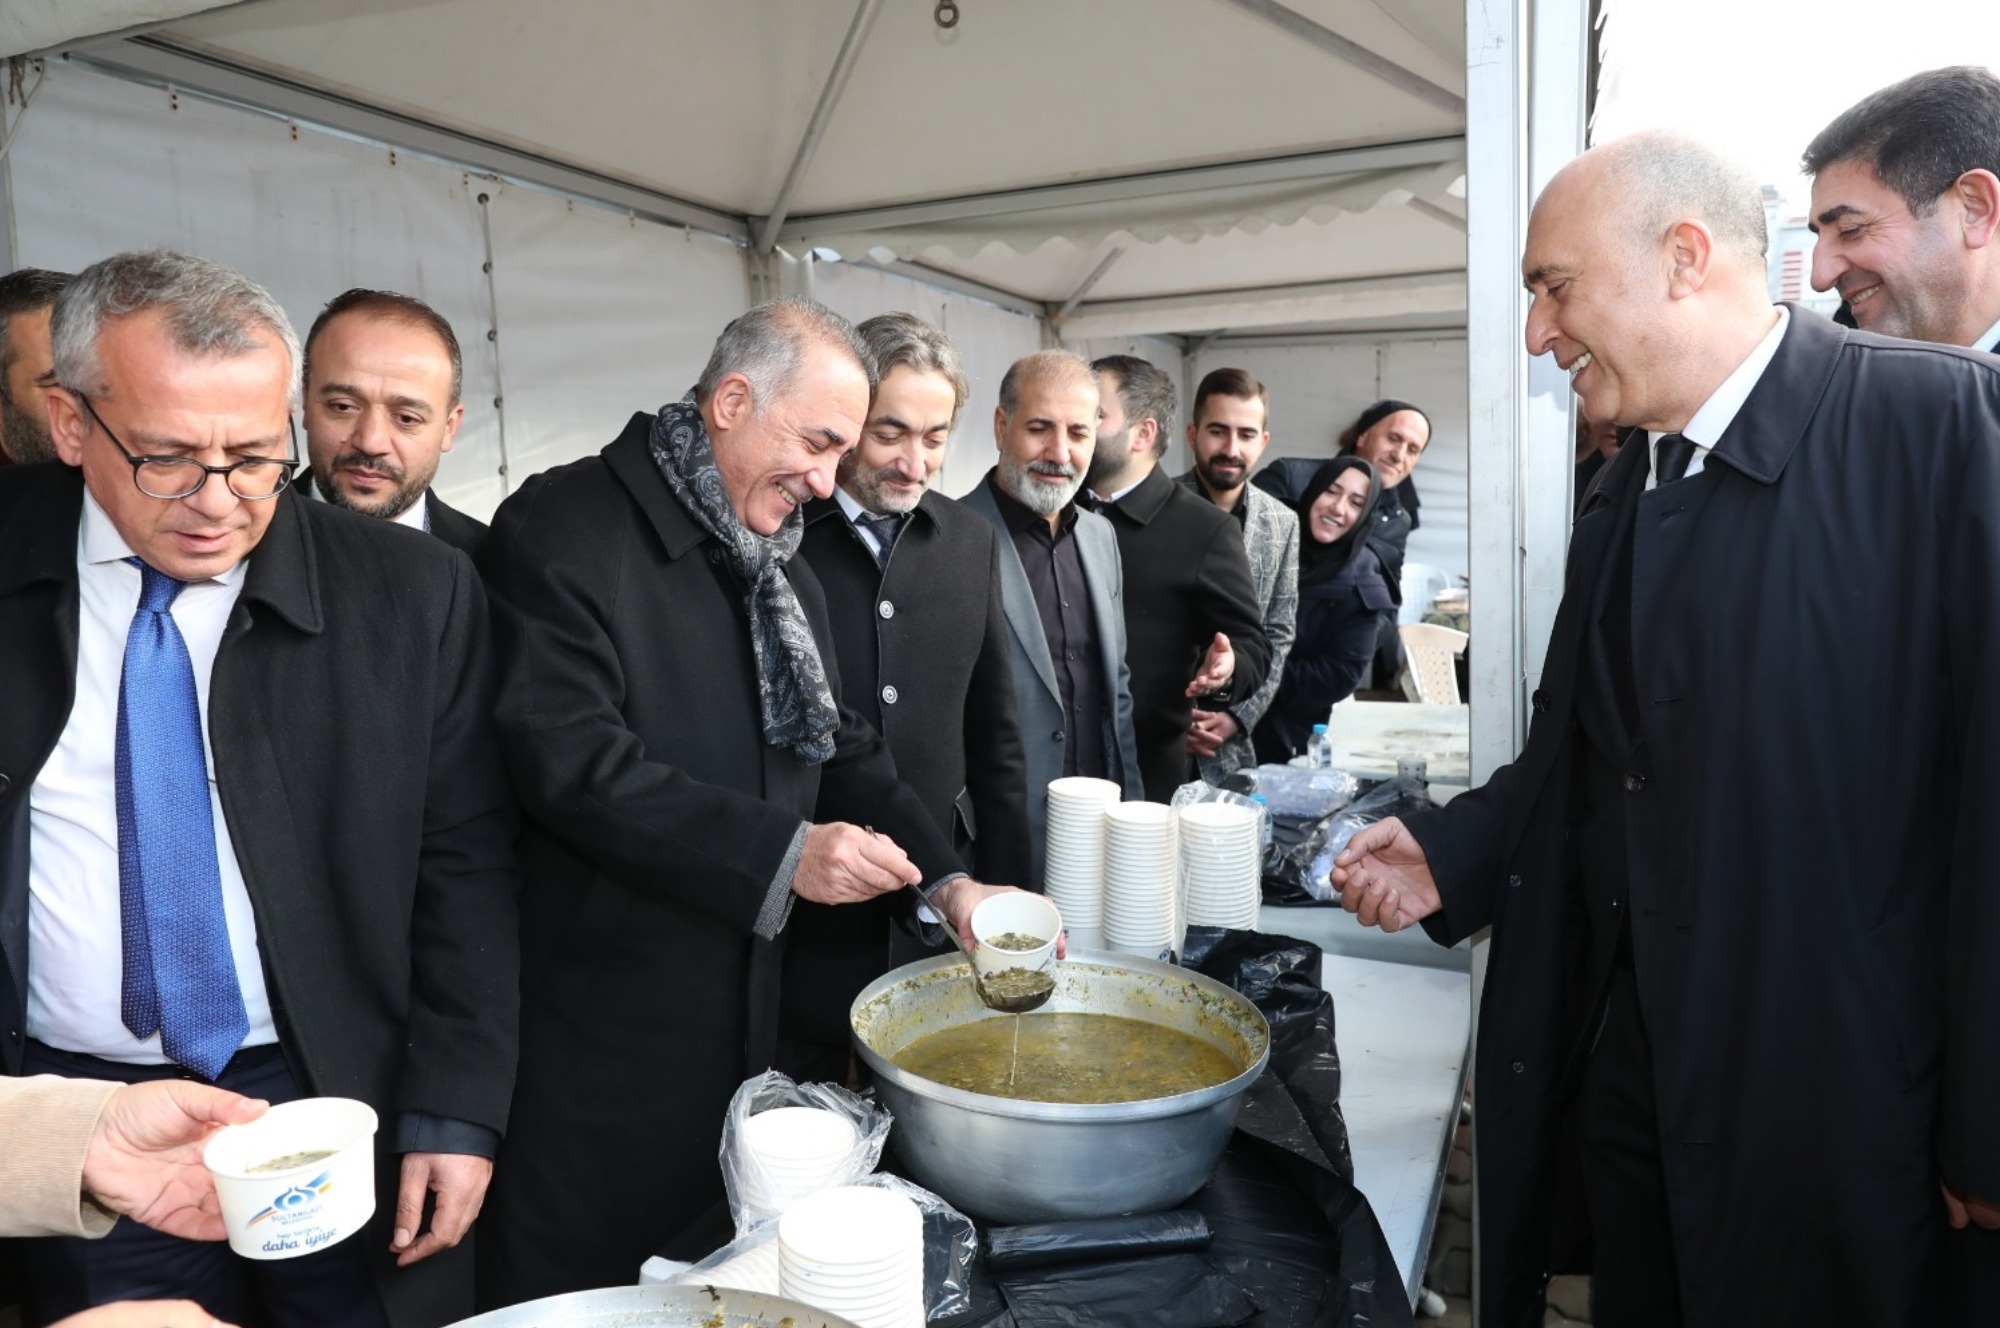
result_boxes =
[1178,472,1298,779]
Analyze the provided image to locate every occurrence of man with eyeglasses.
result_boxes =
[0,251,519,1328]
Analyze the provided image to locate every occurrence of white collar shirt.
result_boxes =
[1969,313,2000,353]
[25,489,278,1062]
[1646,307,1790,490]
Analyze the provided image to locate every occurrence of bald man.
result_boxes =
[1334,132,2000,1326]
[960,351,1141,887]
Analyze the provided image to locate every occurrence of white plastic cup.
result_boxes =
[969,892,1062,985]
[203,1097,378,1260]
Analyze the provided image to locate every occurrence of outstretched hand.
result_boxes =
[1185,633,1236,697]
[1331,817,1442,932]
[82,1080,267,1241]
[1943,1181,2000,1230]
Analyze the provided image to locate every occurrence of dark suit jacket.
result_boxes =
[1096,465,1270,801]
[0,465,519,1328]
[961,474,1141,886]
[296,469,489,555]
[471,412,962,1305]
[1404,310,2000,1323]
[782,491,1031,1050]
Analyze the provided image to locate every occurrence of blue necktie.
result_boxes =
[116,559,248,1080]
[854,511,907,569]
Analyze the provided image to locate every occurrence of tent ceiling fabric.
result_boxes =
[0,0,238,58]
[47,0,1468,339]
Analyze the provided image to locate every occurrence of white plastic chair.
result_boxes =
[1397,561,1451,625]
[1399,622,1468,704]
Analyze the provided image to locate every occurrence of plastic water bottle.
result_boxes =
[1306,723,1333,769]
[1247,793,1273,855]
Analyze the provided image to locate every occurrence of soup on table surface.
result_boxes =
[891,1012,1241,1104]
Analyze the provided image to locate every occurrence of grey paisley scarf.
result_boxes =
[649,393,838,765]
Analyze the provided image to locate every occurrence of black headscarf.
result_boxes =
[1296,455,1382,588]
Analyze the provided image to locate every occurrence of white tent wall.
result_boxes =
[1191,338,1470,583]
[3,60,511,514]
[479,183,749,505]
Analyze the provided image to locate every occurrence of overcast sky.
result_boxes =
[1592,3,2000,217]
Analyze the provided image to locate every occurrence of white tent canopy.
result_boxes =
[10,0,1469,343]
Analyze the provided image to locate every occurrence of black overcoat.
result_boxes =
[0,465,520,1328]
[471,414,962,1305]
[1407,310,2000,1325]
[1098,465,1270,801]
[1252,545,1392,762]
[782,493,1031,1051]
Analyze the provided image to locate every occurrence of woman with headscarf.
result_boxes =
[1334,399,1432,689]
[1253,456,1394,762]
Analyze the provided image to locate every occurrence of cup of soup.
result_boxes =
[203,1097,378,1260]
[970,893,1062,988]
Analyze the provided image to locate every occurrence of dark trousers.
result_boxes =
[20,1039,390,1328]
[1576,962,1684,1328]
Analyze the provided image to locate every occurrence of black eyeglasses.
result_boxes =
[77,392,300,501]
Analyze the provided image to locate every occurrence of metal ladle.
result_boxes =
[910,880,1055,1014]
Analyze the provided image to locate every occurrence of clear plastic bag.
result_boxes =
[1229,762,1359,821]
[1268,769,1434,904]
[668,1172,977,1321]
[718,1070,892,1237]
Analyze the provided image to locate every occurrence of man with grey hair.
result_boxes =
[473,300,1027,1306]
[0,266,73,465]
[1805,66,2000,352]
[962,350,1140,889]
[0,249,520,1328]
[1086,354,1268,802]
[1333,130,2000,1324]
[783,312,1031,1083]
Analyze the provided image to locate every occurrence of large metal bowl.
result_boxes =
[850,949,1270,1223]
[444,1285,860,1328]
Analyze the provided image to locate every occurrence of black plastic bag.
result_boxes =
[992,1250,1256,1328]
[985,1211,1211,1271]
[1185,927,1412,1328]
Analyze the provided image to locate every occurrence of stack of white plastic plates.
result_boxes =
[1177,802,1262,931]
[738,1106,860,1225]
[778,1186,926,1328]
[1043,777,1122,949]
[1102,801,1180,960]
[699,1238,781,1294]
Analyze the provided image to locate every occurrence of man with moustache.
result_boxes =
[296,290,486,552]
[1178,368,1297,781]
[473,301,1023,1305]
[782,312,1030,1082]
[0,251,519,1328]
[0,267,73,465]
[1332,132,2000,1326]
[1085,355,1267,803]
[1805,67,2000,353]
[962,350,1140,884]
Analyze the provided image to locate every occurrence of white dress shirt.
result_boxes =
[833,484,902,560]
[1646,307,1790,489]
[26,490,278,1062]
[1969,313,2000,354]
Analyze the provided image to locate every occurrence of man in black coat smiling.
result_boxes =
[1336,133,2000,1326]
[783,313,1030,1082]
[473,301,1022,1307]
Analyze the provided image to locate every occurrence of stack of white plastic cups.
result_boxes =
[777,1186,926,1328]
[1176,802,1262,931]
[1101,801,1181,961]
[737,1106,860,1226]
[1042,777,1122,950]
